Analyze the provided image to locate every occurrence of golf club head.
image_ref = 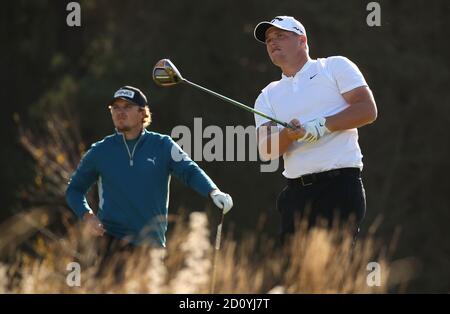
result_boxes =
[152,59,184,87]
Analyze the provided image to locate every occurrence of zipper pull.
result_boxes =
[130,159,133,166]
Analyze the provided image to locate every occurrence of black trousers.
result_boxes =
[94,234,165,282]
[276,168,366,244]
[95,233,137,281]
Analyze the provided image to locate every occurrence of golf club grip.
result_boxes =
[183,79,295,130]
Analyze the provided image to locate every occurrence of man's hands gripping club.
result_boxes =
[285,117,330,143]
[258,117,331,160]
[297,117,331,143]
[210,189,233,214]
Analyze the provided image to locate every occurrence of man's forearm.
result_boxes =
[65,186,93,219]
[326,86,377,132]
[185,166,218,198]
[258,127,297,161]
[325,100,377,132]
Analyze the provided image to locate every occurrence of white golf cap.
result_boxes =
[254,16,306,43]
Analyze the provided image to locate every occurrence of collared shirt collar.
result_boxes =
[281,58,314,80]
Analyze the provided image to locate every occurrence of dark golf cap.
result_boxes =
[112,86,148,107]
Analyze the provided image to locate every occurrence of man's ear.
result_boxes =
[299,35,306,46]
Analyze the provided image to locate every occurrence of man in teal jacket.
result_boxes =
[66,85,233,248]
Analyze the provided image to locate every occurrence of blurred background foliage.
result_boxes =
[1,0,449,292]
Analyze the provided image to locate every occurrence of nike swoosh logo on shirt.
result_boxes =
[309,74,318,80]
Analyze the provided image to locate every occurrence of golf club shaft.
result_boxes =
[210,211,225,294]
[183,79,294,130]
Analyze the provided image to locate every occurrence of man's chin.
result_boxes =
[269,56,282,67]
[116,126,131,132]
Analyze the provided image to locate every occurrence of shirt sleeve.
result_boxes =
[254,90,279,129]
[166,136,217,197]
[327,56,368,94]
[65,145,99,219]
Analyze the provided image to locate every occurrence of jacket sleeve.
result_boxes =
[166,136,217,197]
[65,145,99,219]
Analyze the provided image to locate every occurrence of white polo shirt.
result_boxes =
[254,56,368,178]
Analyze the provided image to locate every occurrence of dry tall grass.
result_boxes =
[0,211,413,294]
[4,108,414,293]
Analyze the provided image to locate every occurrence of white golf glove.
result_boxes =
[298,117,331,143]
[210,189,233,214]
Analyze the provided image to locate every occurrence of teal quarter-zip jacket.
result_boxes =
[65,129,217,247]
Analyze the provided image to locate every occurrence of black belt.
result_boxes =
[287,167,361,187]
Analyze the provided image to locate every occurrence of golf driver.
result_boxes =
[152,59,295,130]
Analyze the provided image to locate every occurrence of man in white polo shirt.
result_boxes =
[253,16,377,243]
